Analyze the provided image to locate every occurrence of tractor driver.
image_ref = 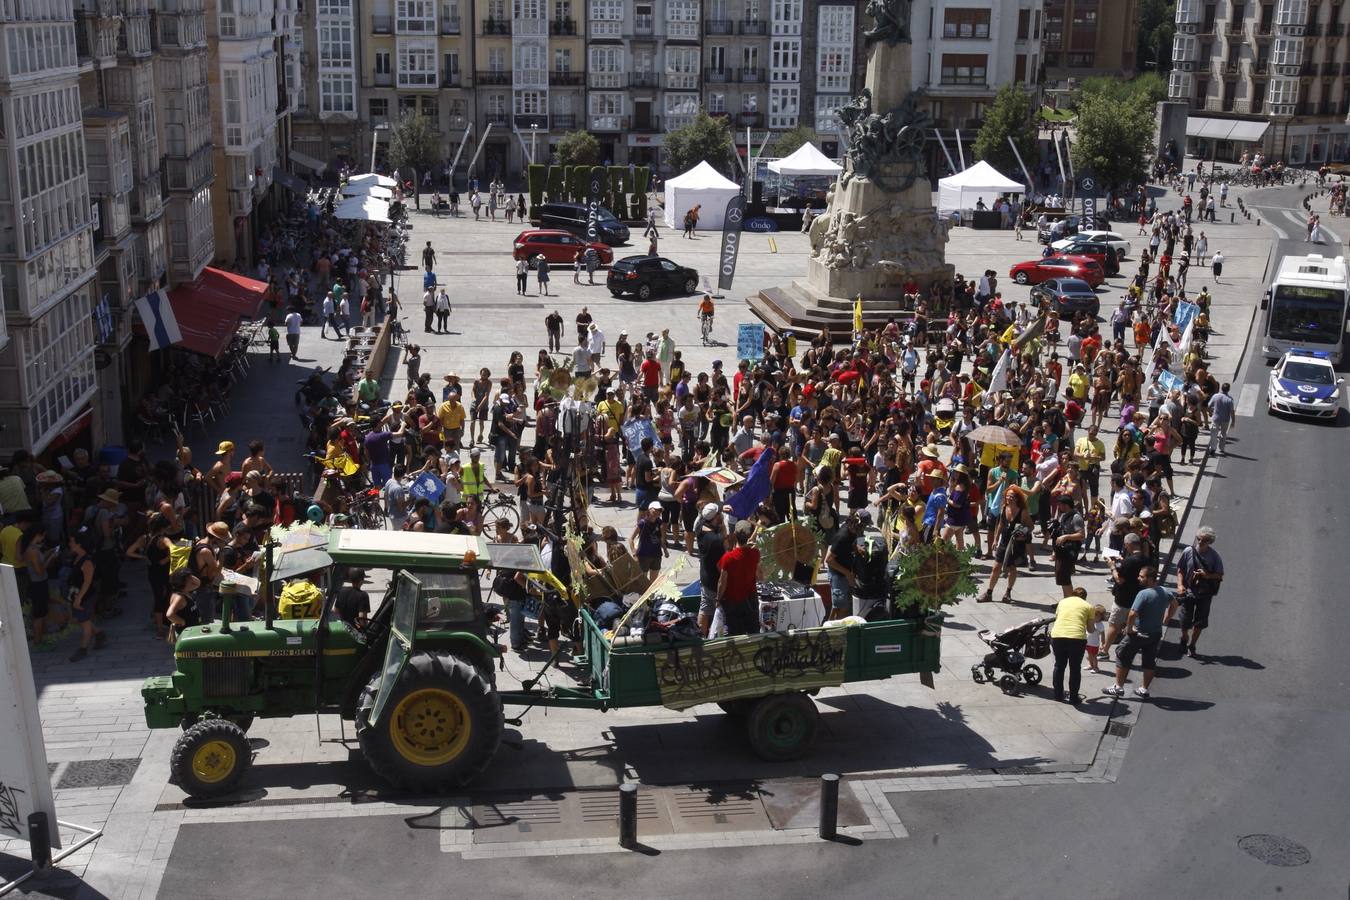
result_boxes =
[333,569,371,630]
[278,573,325,619]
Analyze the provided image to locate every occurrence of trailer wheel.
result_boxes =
[355,651,503,792]
[746,692,818,762]
[170,719,252,798]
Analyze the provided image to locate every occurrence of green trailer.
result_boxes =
[141,529,945,799]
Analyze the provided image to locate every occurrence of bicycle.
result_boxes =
[480,490,521,536]
[700,312,714,346]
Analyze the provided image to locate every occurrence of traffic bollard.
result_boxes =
[618,783,638,849]
[1231,212,1235,223]
[28,812,52,870]
[818,773,840,840]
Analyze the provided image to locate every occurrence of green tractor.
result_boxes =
[142,530,545,798]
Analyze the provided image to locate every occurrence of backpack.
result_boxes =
[167,538,195,574]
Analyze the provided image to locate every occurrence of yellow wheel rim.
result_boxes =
[192,739,238,784]
[389,688,471,766]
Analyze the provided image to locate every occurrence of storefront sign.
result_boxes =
[654,627,849,711]
[626,135,665,147]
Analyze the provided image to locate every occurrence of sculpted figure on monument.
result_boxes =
[836,88,932,193]
[863,0,912,45]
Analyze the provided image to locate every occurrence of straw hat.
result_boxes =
[919,444,940,459]
[97,488,121,503]
[206,521,232,541]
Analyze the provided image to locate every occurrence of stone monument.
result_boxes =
[751,0,954,335]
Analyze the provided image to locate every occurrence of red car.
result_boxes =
[1008,255,1105,287]
[512,230,613,266]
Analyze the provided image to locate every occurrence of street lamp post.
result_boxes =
[531,123,539,166]
[370,123,389,173]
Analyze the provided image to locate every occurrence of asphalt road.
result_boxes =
[157,185,1350,898]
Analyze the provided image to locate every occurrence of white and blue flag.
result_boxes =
[134,289,181,351]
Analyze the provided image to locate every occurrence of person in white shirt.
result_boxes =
[587,323,605,366]
[435,288,452,334]
[284,309,302,359]
[572,335,593,377]
[337,294,350,333]
[321,293,342,339]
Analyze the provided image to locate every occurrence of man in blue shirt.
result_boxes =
[1103,565,1171,699]
[921,480,948,542]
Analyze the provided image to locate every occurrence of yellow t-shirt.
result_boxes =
[1050,595,1093,640]
[819,447,843,476]
[0,524,24,569]
[1074,436,1106,470]
[1068,372,1089,401]
[436,399,466,434]
[597,399,625,433]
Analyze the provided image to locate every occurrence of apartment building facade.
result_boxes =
[0,0,101,456]
[1040,0,1140,83]
[1169,0,1350,163]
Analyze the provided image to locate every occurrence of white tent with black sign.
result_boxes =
[663,161,742,231]
[936,160,1024,214]
[767,142,843,177]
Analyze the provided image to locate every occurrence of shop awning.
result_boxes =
[289,149,327,173]
[273,166,309,194]
[1185,116,1271,142]
[136,267,268,357]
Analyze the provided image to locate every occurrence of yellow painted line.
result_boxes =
[768,237,778,253]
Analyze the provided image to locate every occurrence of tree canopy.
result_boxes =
[554,130,600,167]
[769,125,817,159]
[665,111,735,177]
[1071,92,1156,193]
[972,84,1039,181]
[1077,73,1168,108]
[1138,0,1176,71]
[388,114,440,186]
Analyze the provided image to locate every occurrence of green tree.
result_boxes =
[387,113,441,207]
[1071,93,1156,193]
[972,84,1039,180]
[769,124,817,159]
[554,130,600,167]
[1137,0,1176,71]
[1077,73,1168,108]
[664,111,735,177]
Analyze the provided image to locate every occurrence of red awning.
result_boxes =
[144,267,268,357]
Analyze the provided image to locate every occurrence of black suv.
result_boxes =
[538,201,630,245]
[607,255,700,299]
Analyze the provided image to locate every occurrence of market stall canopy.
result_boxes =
[767,142,843,176]
[663,161,742,230]
[1184,116,1271,142]
[937,160,1025,214]
[341,182,394,199]
[346,172,397,188]
[133,267,267,357]
[334,195,391,223]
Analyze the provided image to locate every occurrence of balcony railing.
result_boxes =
[628,71,658,87]
[1253,59,1270,73]
[551,113,576,129]
[1305,21,1321,35]
[739,66,763,82]
[705,18,732,35]
[549,69,583,85]
[736,111,762,126]
[738,18,767,35]
[373,71,392,86]
[590,115,626,131]
[632,16,654,36]
[442,70,461,87]
[1331,22,1345,36]
[549,17,575,34]
[631,115,661,132]
[477,69,510,85]
[481,17,510,34]
[372,13,391,32]
[589,71,623,88]
[1226,20,1244,33]
[514,114,548,130]
[1321,60,1338,74]
[1257,20,1274,34]
[704,67,734,82]
[439,15,460,33]
[485,112,509,126]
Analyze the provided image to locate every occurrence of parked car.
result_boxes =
[512,230,613,267]
[607,255,700,299]
[1052,230,1132,261]
[1009,255,1105,287]
[537,201,630,245]
[1030,277,1101,318]
[1037,214,1081,244]
[1043,239,1120,275]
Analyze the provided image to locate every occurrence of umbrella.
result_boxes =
[342,182,393,199]
[334,196,391,224]
[966,424,1022,446]
[347,173,397,188]
[690,466,744,486]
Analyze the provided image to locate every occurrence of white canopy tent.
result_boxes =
[937,160,1024,214]
[342,182,393,199]
[346,173,397,188]
[662,161,742,230]
[767,142,843,176]
[333,195,391,224]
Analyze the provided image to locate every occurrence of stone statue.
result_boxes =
[837,87,932,193]
[863,0,912,46]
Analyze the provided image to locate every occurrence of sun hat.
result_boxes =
[206,521,232,541]
[97,488,121,503]
[920,444,940,459]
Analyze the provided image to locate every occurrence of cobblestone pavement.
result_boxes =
[1,181,1295,897]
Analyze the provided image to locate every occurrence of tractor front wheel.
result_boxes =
[746,692,818,762]
[170,719,252,798]
[180,713,255,733]
[355,651,503,792]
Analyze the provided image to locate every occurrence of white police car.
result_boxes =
[1267,349,1343,418]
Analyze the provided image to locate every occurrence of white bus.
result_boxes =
[1262,254,1350,364]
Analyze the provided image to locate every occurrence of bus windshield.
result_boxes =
[1269,286,1346,344]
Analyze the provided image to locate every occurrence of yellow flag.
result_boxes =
[853,295,863,334]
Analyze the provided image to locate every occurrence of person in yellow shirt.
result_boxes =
[1050,586,1093,703]
[596,389,626,434]
[436,393,466,451]
[1073,424,1106,501]
[1067,364,1090,403]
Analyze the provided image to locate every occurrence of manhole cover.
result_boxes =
[56,758,141,789]
[1238,834,1311,867]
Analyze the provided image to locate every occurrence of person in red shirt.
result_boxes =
[1080,331,1102,367]
[770,447,798,523]
[717,521,761,635]
[915,444,947,498]
[639,350,662,403]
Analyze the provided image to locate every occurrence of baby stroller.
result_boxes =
[971,616,1055,693]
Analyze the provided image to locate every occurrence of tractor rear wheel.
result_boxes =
[355,651,503,792]
[170,719,252,798]
[746,692,818,762]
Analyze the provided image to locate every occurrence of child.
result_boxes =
[267,322,281,361]
[1086,600,1108,673]
[1084,497,1107,559]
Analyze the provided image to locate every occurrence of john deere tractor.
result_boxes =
[142,530,545,799]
